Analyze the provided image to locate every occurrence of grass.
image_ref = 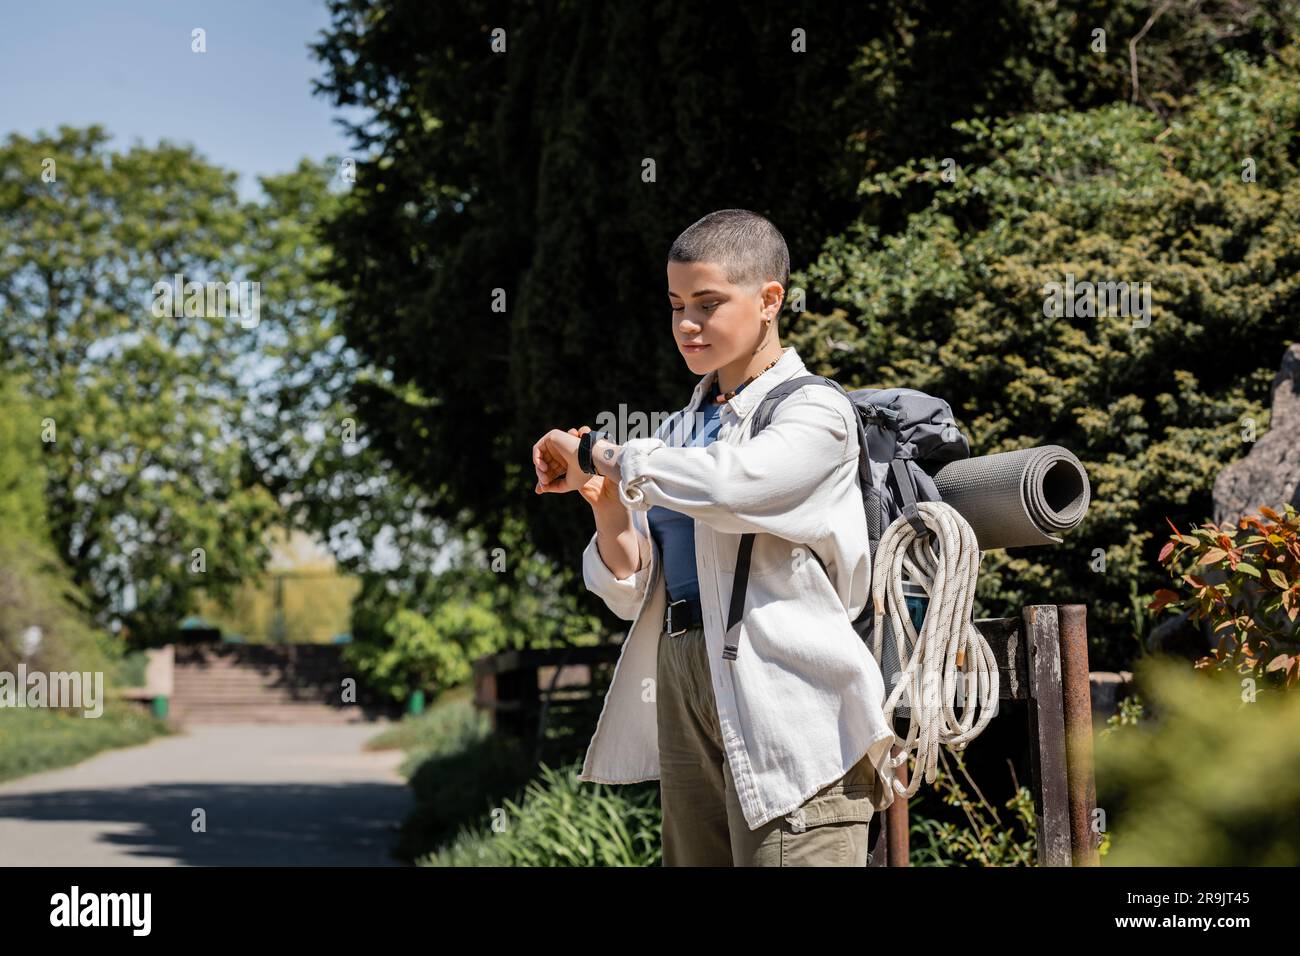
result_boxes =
[365,684,541,860]
[370,682,1053,866]
[0,698,171,784]
[367,682,662,864]
[417,762,661,867]
[364,684,483,764]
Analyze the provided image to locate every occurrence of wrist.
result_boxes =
[592,474,625,511]
[590,437,619,476]
[578,429,612,476]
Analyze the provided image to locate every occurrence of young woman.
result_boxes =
[532,209,897,866]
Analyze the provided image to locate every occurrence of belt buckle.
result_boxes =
[666,599,688,637]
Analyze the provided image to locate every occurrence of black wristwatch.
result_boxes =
[578,430,613,475]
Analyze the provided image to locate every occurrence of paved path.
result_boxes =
[0,723,412,866]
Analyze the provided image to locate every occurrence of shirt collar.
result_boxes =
[690,345,807,422]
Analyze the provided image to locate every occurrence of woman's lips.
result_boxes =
[682,344,710,353]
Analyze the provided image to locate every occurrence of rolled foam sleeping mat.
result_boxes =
[931,444,1091,550]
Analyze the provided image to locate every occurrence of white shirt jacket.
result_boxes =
[575,345,899,831]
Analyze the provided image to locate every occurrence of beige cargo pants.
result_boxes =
[656,623,881,866]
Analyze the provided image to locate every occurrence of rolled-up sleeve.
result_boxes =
[581,521,654,622]
[616,387,856,542]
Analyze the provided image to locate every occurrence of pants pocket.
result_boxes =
[778,779,877,866]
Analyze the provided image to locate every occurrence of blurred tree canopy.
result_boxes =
[0,376,109,675]
[0,131,434,645]
[311,0,1297,655]
[0,125,588,664]
[0,127,281,642]
[2,1,1294,668]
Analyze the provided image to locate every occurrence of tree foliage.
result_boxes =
[1096,655,1300,865]
[0,127,281,642]
[1152,504,1300,687]
[311,0,1297,647]
[0,376,108,675]
[792,46,1300,665]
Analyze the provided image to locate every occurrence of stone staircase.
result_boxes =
[170,642,392,724]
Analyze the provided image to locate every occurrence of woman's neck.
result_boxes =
[716,344,786,394]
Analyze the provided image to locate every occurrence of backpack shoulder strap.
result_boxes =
[721,533,755,661]
[723,374,873,661]
[747,374,840,437]
[749,374,875,495]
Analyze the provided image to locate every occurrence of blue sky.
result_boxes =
[0,0,370,199]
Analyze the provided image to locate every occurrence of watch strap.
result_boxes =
[579,430,612,475]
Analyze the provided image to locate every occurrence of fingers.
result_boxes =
[533,434,556,491]
[533,432,561,479]
[535,453,564,493]
[531,436,549,479]
[532,427,591,496]
[536,463,572,494]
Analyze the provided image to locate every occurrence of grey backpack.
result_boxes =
[722,375,970,661]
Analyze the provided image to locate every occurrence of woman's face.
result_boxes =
[666,259,781,375]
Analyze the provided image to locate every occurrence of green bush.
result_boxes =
[417,762,661,867]
[0,378,113,677]
[1096,654,1300,865]
[909,748,1038,866]
[369,689,542,860]
[345,599,504,703]
[1152,504,1300,686]
[793,44,1300,669]
[345,516,603,705]
[365,684,483,756]
[0,376,169,780]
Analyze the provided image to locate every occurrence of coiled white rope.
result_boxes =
[869,500,999,799]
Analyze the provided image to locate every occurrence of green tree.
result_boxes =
[0,127,280,643]
[791,46,1300,666]
[346,512,604,703]
[0,376,108,674]
[310,0,1296,605]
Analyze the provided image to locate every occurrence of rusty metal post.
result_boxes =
[885,742,910,866]
[1058,604,1100,866]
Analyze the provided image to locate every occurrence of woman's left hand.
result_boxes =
[532,427,588,494]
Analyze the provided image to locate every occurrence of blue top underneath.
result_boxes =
[647,378,725,603]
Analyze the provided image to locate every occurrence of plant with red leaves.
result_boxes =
[1151,504,1300,689]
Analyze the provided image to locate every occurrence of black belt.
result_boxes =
[663,596,704,636]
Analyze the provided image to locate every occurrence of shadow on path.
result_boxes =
[0,781,410,866]
[0,724,413,866]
